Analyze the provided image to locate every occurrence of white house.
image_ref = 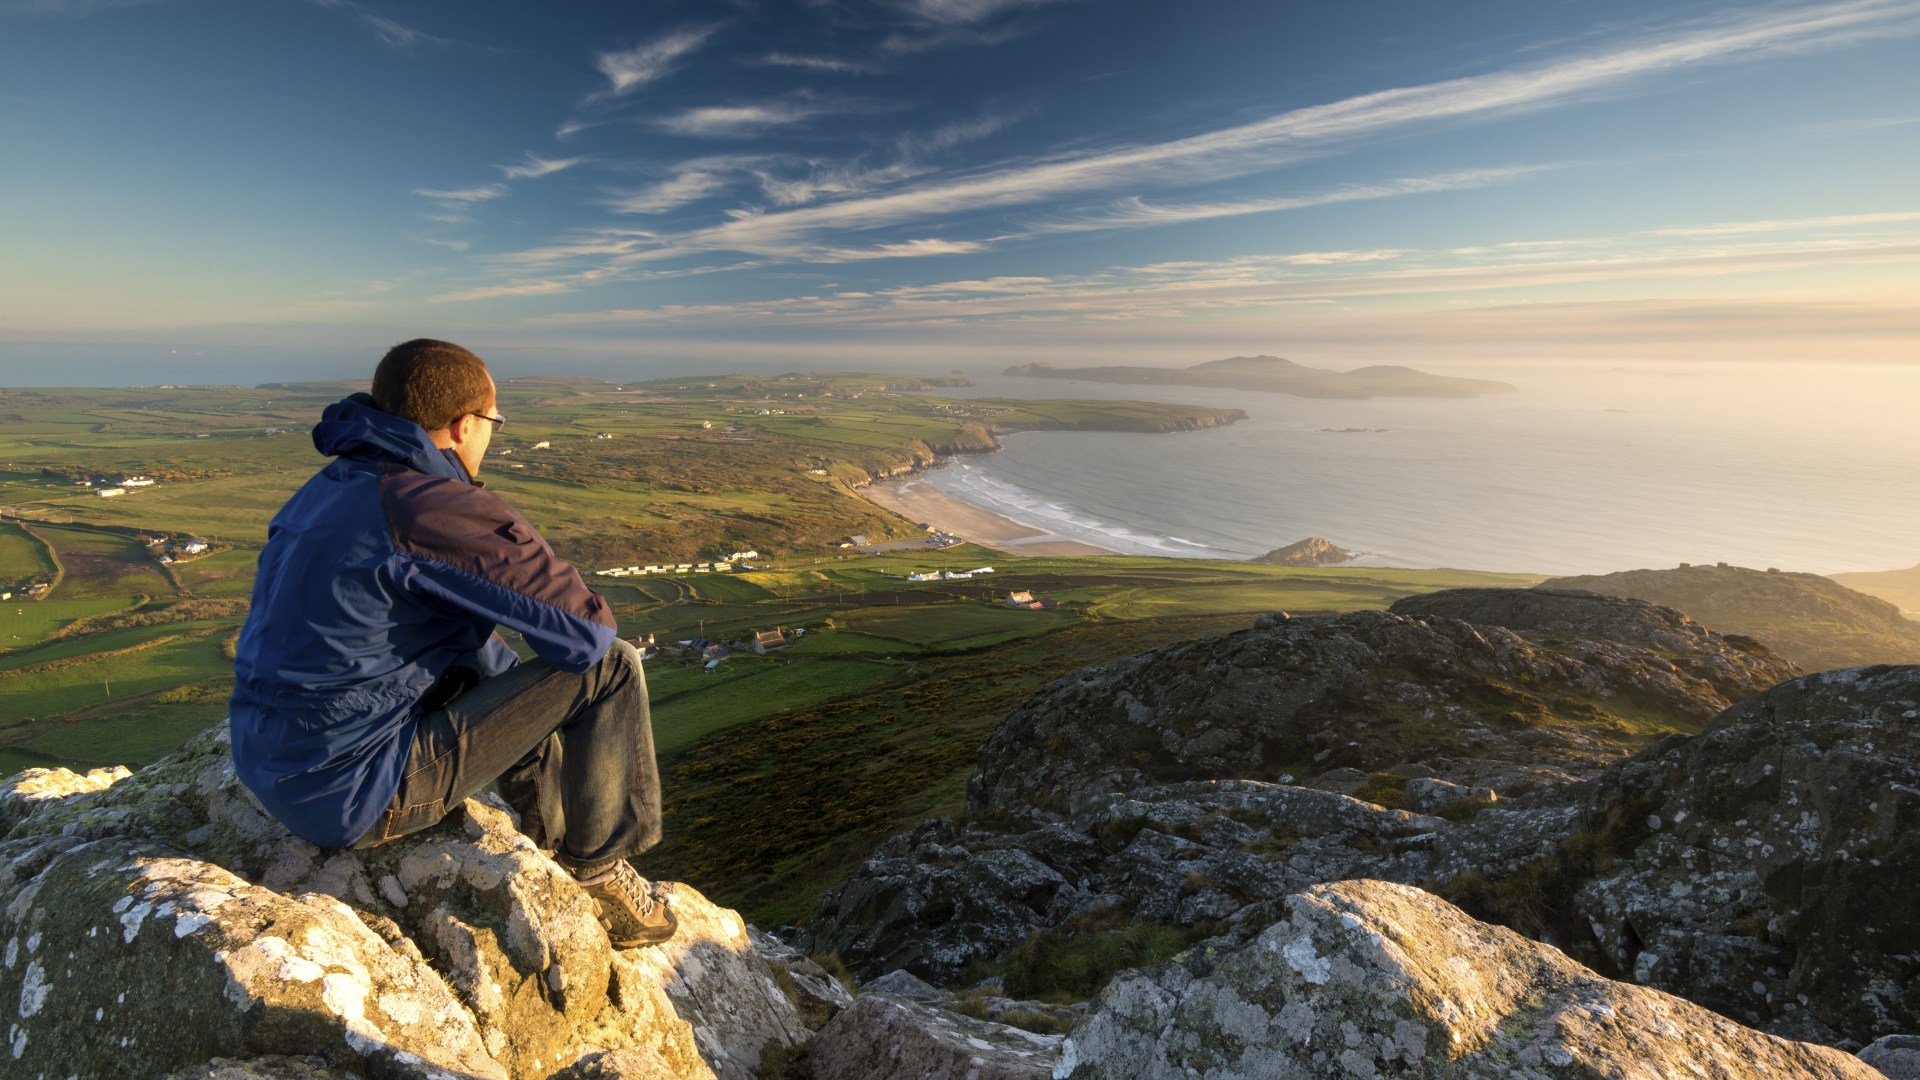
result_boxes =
[97,488,126,498]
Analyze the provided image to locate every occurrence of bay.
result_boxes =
[906,361,1920,576]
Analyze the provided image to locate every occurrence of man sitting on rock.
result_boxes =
[228,338,676,947]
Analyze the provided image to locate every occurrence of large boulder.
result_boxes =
[1058,879,1878,1079]
[1571,664,1920,1045]
[968,609,1772,826]
[808,782,1442,983]
[809,992,1063,1079]
[0,725,814,1079]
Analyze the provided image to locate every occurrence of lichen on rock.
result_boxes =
[0,725,815,1080]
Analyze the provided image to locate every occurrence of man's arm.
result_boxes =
[381,475,617,671]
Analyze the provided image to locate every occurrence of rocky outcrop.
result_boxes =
[1249,536,1354,566]
[1390,586,1801,706]
[1058,879,1878,1078]
[810,596,1920,1064]
[1565,665,1920,1046]
[1540,563,1920,670]
[968,605,1786,826]
[810,992,1063,1079]
[808,781,1443,984]
[0,727,820,1079]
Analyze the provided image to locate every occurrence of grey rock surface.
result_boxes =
[0,725,809,1080]
[968,606,1787,826]
[1571,665,1920,1045]
[1861,1034,1920,1079]
[159,1057,361,1080]
[809,991,1062,1079]
[1390,586,1800,705]
[1059,879,1879,1079]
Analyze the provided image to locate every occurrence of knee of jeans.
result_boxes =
[606,637,642,673]
[600,637,643,688]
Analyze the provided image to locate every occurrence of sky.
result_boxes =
[1,0,1917,382]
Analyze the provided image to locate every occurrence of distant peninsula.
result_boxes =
[1004,355,1517,399]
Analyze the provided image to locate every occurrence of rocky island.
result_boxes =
[1249,536,1355,566]
[1004,355,1518,399]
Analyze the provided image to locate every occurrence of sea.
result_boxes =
[904,361,1920,577]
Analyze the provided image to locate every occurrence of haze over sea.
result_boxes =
[905,361,1920,577]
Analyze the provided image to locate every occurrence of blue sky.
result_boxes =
[2,0,1917,381]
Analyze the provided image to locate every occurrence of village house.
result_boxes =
[752,628,793,654]
[97,488,126,498]
[1006,590,1059,610]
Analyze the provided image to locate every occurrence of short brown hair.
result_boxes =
[372,339,493,432]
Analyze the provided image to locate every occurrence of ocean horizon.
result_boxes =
[903,360,1920,578]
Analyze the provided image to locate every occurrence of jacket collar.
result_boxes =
[312,393,474,484]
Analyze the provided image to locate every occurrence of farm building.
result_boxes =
[752,628,793,654]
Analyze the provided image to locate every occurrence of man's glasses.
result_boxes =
[470,412,507,430]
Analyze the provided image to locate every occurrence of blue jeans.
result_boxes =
[352,639,660,876]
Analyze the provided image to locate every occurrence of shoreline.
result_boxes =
[857,476,1119,557]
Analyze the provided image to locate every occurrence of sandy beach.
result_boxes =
[859,477,1116,556]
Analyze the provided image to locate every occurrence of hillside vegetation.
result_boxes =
[1539,563,1920,671]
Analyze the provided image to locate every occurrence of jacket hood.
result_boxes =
[312,393,472,483]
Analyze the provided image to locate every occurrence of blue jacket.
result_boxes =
[229,395,617,847]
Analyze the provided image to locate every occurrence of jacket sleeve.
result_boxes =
[382,475,618,672]
[477,633,521,677]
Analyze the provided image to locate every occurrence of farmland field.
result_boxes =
[0,597,138,649]
[30,524,176,601]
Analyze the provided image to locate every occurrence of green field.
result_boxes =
[30,525,175,601]
[0,597,139,649]
[650,655,900,753]
[0,522,58,587]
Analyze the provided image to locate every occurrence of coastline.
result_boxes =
[858,476,1118,557]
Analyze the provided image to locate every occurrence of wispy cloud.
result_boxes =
[414,184,506,203]
[304,0,460,51]
[1027,166,1558,234]
[498,153,584,180]
[655,0,1920,259]
[893,0,1073,26]
[431,280,582,303]
[608,171,728,214]
[526,211,1920,325]
[592,24,719,100]
[656,100,835,138]
[895,110,1024,156]
[754,50,879,74]
[413,183,506,223]
[755,160,924,207]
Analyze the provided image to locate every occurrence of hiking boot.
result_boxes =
[575,862,677,948]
